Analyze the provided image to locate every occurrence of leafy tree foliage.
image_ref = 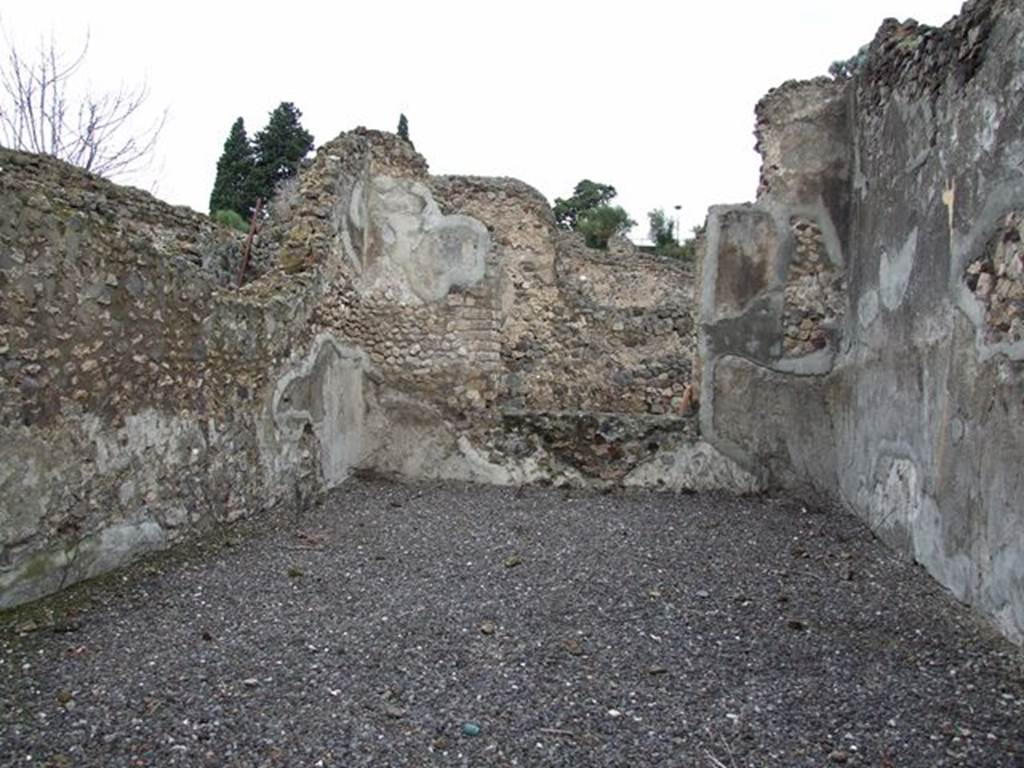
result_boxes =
[209,117,256,216]
[647,208,701,260]
[577,204,636,249]
[250,101,313,204]
[208,103,313,219]
[647,208,676,250]
[210,208,249,232]
[397,112,412,145]
[829,44,869,80]
[553,179,634,249]
[677,231,698,261]
[553,180,618,231]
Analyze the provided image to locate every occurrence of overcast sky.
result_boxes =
[3,1,963,240]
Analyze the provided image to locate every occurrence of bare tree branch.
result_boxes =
[0,24,165,181]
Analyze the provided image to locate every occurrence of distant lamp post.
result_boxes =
[673,204,682,243]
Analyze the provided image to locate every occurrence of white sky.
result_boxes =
[2,0,963,239]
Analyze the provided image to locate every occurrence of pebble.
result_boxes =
[829,749,849,763]
[462,722,481,737]
[3,479,1020,765]
[562,638,584,656]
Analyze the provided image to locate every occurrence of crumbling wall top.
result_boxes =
[855,0,1009,112]
[754,77,849,203]
[318,128,429,179]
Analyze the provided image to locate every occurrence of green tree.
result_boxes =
[553,179,618,231]
[397,113,411,145]
[829,44,869,80]
[553,179,634,249]
[647,208,676,250]
[577,204,635,249]
[679,225,702,261]
[209,117,256,217]
[646,209,700,260]
[250,101,313,205]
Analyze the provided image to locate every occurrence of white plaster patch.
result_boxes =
[879,228,918,311]
[345,176,490,304]
[450,435,554,486]
[870,457,921,537]
[88,410,206,476]
[942,180,956,243]
[78,521,167,578]
[265,334,367,488]
[979,97,999,153]
[857,288,880,329]
[623,440,763,494]
[0,545,68,609]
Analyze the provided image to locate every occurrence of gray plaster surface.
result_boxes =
[697,1,1024,645]
[3,480,1022,767]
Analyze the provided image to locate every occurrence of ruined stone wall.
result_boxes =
[699,0,1024,642]
[257,129,733,489]
[270,132,697,420]
[426,172,719,488]
[1,127,757,609]
[504,232,694,415]
[0,151,367,607]
[263,133,507,420]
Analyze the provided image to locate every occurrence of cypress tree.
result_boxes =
[209,117,256,217]
[397,113,410,142]
[250,102,314,204]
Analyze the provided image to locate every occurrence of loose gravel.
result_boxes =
[2,479,1022,767]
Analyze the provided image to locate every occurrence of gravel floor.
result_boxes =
[2,479,1022,767]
